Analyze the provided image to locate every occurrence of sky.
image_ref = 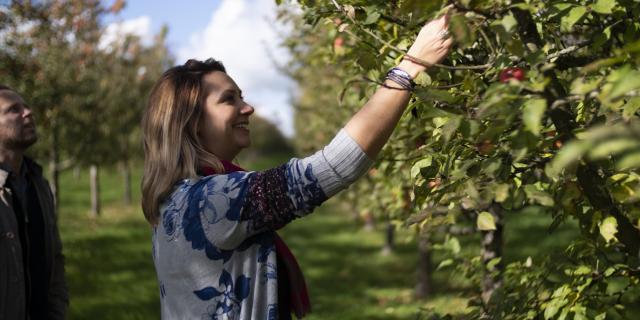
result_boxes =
[102,0,297,136]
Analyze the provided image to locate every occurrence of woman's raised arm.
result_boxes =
[344,14,453,159]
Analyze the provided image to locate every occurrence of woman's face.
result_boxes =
[198,71,254,161]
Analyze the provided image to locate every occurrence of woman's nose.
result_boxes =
[240,103,254,115]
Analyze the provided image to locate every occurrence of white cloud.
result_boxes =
[100,15,153,51]
[177,0,296,137]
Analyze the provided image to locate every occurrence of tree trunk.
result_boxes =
[122,160,132,206]
[90,164,100,217]
[481,204,504,306]
[381,222,395,256]
[362,210,375,231]
[73,166,81,179]
[48,129,59,212]
[415,234,433,299]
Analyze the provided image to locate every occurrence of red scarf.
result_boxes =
[201,160,311,318]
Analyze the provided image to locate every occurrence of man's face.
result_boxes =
[0,89,37,151]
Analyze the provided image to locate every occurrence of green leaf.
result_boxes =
[592,0,617,14]
[363,7,380,25]
[570,77,602,95]
[522,98,547,136]
[414,88,460,104]
[494,183,510,203]
[450,14,476,49]
[599,216,618,243]
[544,305,559,320]
[437,259,454,270]
[617,151,640,170]
[500,13,518,33]
[414,72,432,87]
[547,141,589,178]
[561,6,587,32]
[524,185,555,206]
[411,157,432,180]
[486,257,502,270]
[445,236,461,255]
[355,51,378,70]
[603,267,615,277]
[441,116,462,143]
[477,211,497,231]
[589,138,639,159]
[573,265,591,275]
[622,97,640,120]
[545,286,571,319]
[601,65,640,102]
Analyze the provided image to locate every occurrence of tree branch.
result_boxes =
[330,0,492,71]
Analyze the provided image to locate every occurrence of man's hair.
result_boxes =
[0,84,15,92]
[141,58,227,225]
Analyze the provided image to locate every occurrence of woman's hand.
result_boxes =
[398,14,453,78]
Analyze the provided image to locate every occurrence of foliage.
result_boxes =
[0,0,171,171]
[280,0,640,318]
[237,114,295,165]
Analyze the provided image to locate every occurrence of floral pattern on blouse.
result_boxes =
[194,270,251,320]
[178,172,250,262]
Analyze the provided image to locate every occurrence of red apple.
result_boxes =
[499,67,526,83]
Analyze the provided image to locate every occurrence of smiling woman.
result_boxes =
[141,13,452,320]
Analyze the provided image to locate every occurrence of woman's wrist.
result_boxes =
[396,60,425,79]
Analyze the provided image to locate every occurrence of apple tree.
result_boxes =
[281,0,640,318]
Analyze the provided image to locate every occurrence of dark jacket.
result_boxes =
[0,158,68,320]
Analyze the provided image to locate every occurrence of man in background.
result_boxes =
[0,85,68,319]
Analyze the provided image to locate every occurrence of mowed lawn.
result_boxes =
[57,158,607,319]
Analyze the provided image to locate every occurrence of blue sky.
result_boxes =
[102,0,296,136]
[103,1,222,57]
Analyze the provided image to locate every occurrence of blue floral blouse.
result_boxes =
[152,129,372,319]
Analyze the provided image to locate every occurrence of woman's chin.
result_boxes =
[237,139,251,149]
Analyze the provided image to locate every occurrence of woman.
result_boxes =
[141,14,452,320]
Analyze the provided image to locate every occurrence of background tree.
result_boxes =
[0,0,171,215]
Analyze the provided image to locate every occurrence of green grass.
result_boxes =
[57,161,638,319]
[58,165,159,320]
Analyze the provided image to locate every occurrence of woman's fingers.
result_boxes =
[404,10,454,67]
[441,37,454,50]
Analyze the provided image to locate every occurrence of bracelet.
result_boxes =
[403,54,433,68]
[383,67,415,91]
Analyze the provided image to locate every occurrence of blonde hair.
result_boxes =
[141,59,226,225]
